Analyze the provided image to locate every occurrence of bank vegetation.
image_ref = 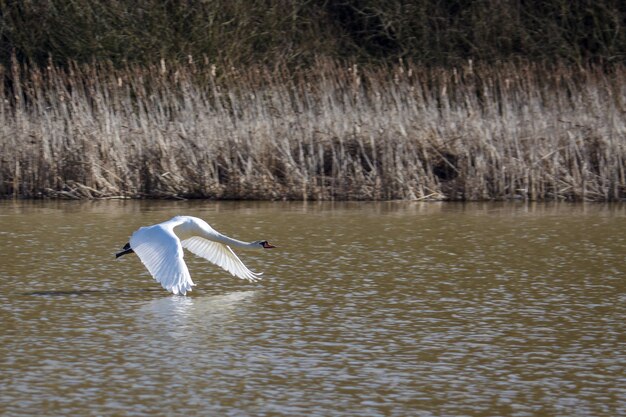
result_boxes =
[1,58,624,201]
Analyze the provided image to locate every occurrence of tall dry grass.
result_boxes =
[1,58,625,201]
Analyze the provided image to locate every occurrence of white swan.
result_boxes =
[116,215,275,295]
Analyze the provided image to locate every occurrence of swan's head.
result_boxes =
[256,240,276,249]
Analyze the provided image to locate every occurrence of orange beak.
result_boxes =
[262,241,276,249]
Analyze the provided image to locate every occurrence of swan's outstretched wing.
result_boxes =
[181,236,262,282]
[130,225,195,295]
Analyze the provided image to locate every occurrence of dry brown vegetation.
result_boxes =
[1,58,625,201]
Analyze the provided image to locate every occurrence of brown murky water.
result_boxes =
[0,201,624,416]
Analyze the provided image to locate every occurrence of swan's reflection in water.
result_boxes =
[142,291,257,319]
[137,291,257,347]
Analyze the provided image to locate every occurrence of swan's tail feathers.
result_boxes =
[115,242,134,259]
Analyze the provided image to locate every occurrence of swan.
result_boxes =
[115,215,275,295]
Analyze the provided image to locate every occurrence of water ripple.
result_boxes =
[0,201,624,416]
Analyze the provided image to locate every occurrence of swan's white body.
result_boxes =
[119,216,274,295]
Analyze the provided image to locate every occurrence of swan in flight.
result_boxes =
[116,215,275,295]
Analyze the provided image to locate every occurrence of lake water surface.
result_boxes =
[0,201,624,416]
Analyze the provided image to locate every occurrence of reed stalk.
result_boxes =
[1,58,624,201]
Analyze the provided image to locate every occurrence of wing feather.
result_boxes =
[181,236,262,282]
[130,224,195,295]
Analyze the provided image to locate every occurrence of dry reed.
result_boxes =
[1,58,625,201]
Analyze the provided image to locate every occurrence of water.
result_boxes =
[0,201,624,416]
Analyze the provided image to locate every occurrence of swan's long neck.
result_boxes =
[181,217,261,249]
[212,233,258,249]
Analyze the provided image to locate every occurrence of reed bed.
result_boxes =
[1,59,625,201]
